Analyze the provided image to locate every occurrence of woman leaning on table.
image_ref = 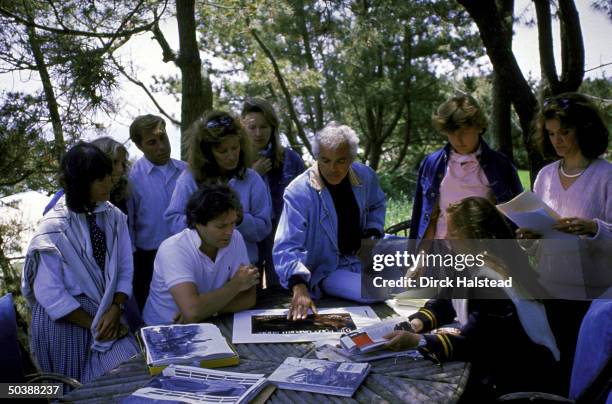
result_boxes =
[385,197,560,399]
[516,92,612,394]
[21,142,139,386]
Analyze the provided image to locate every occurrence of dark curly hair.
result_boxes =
[186,110,252,185]
[185,184,243,228]
[59,142,112,213]
[533,92,609,159]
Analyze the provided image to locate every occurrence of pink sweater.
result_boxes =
[534,158,612,239]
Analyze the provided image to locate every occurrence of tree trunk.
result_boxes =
[176,0,211,160]
[458,0,544,185]
[490,0,514,162]
[26,25,64,163]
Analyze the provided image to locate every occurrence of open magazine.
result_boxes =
[121,364,268,404]
[267,357,370,397]
[496,191,575,239]
[340,316,413,354]
[140,323,238,374]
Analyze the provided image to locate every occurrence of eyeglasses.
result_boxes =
[206,115,234,130]
[543,97,571,110]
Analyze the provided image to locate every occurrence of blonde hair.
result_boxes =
[432,94,487,134]
[241,98,284,169]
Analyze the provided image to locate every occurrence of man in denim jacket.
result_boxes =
[273,122,386,320]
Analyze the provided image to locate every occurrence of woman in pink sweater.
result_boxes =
[518,92,611,394]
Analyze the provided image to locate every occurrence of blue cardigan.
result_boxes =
[409,140,522,240]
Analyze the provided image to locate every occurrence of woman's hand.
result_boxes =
[96,304,122,341]
[287,284,318,321]
[553,217,597,236]
[516,227,542,239]
[383,330,422,351]
[410,318,424,333]
[252,157,272,176]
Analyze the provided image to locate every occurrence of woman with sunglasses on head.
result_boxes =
[165,111,272,266]
[22,142,139,387]
[517,92,611,393]
[409,93,523,243]
[241,98,305,286]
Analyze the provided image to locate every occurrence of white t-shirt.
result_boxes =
[142,228,250,325]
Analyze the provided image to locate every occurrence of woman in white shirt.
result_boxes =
[22,142,139,387]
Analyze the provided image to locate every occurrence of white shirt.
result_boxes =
[142,228,250,325]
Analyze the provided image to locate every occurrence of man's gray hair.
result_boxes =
[312,121,359,159]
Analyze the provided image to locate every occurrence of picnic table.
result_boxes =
[61,288,470,403]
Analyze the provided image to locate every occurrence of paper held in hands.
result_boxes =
[496,191,576,239]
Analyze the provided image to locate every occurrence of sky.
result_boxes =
[1,1,610,165]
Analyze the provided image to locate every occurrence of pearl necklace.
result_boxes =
[559,161,589,178]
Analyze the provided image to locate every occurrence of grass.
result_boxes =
[385,195,412,230]
[518,169,531,190]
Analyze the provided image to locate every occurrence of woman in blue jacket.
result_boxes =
[165,111,272,265]
[409,93,522,242]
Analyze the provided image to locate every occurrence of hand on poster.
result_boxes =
[288,284,318,321]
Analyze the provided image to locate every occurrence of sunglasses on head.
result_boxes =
[206,115,234,130]
[543,97,571,110]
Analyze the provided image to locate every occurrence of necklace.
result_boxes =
[559,160,589,178]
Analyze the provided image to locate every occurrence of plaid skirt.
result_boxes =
[30,294,139,387]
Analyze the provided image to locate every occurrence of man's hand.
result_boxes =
[252,157,272,176]
[96,304,121,341]
[383,330,421,351]
[230,265,260,292]
[287,283,318,321]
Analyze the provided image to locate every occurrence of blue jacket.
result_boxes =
[273,162,386,298]
[164,168,272,264]
[260,146,305,222]
[409,140,522,241]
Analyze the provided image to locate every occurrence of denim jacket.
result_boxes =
[273,162,386,298]
[409,140,522,241]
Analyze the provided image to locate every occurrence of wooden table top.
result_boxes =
[61,289,470,403]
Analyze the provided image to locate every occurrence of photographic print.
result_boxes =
[251,313,356,335]
[232,307,380,343]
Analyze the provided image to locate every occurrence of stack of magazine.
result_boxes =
[140,323,239,375]
[121,364,268,404]
[337,316,416,361]
[267,357,370,397]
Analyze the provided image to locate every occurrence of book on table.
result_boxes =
[267,357,371,397]
[340,316,413,354]
[120,364,268,404]
[140,323,239,376]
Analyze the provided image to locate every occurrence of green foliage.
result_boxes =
[517,169,531,190]
[0,92,56,197]
[385,195,413,230]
